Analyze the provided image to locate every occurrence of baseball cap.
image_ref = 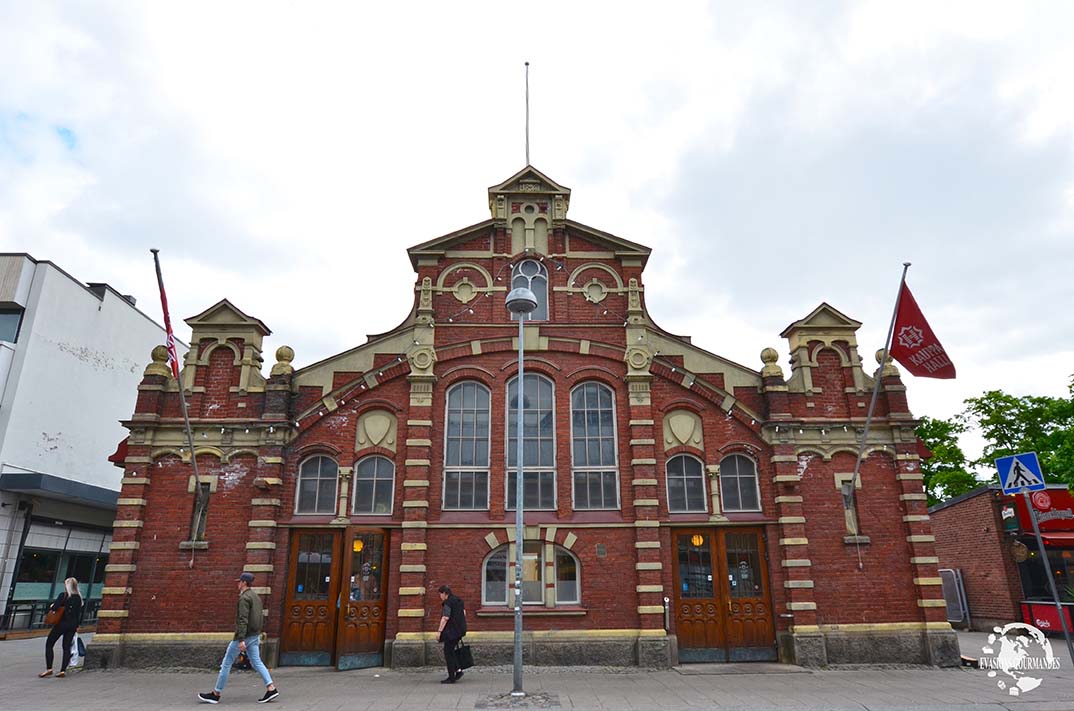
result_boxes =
[236,572,255,584]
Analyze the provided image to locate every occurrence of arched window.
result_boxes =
[443,381,491,510]
[506,373,555,510]
[352,455,395,514]
[719,454,761,512]
[570,382,619,509]
[666,454,707,513]
[296,456,339,514]
[510,259,548,321]
[482,543,580,606]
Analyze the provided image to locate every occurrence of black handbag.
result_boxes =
[456,640,474,670]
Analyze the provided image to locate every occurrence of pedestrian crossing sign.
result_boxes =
[996,452,1046,494]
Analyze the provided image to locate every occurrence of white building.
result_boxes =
[0,254,179,630]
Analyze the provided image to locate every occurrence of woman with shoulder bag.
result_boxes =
[39,577,82,678]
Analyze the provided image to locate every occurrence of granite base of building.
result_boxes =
[781,628,960,667]
[387,634,674,669]
[85,637,280,670]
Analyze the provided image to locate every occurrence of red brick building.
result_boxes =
[90,167,958,669]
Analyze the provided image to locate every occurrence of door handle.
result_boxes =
[727,600,731,616]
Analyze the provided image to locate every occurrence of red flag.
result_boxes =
[151,250,181,380]
[888,282,955,379]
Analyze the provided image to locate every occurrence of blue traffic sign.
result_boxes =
[997,452,1046,494]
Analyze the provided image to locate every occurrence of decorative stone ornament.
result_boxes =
[270,346,295,376]
[625,347,652,374]
[451,277,477,303]
[876,349,900,377]
[408,346,436,375]
[583,278,607,304]
[357,410,397,452]
[144,345,173,378]
[664,410,704,450]
[760,348,784,378]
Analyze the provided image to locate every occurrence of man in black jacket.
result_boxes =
[436,585,467,683]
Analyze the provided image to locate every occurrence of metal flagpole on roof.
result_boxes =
[844,262,911,571]
[525,62,530,166]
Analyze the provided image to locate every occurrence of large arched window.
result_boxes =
[352,455,395,514]
[719,454,761,512]
[296,456,339,514]
[510,259,548,321]
[443,381,491,510]
[482,543,580,606]
[666,454,707,513]
[506,373,555,510]
[570,382,619,509]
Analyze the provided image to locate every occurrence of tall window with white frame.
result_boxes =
[482,544,580,606]
[443,381,491,510]
[510,259,548,321]
[570,382,619,509]
[296,456,339,514]
[666,454,707,513]
[352,455,396,514]
[506,373,555,510]
[718,454,761,512]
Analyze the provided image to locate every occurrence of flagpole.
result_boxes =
[844,262,911,570]
[151,249,205,568]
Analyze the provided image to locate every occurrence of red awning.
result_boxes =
[108,437,128,468]
[1040,532,1074,545]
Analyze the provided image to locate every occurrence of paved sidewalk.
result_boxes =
[3,632,1074,711]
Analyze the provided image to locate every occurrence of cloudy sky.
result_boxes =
[2,2,1071,464]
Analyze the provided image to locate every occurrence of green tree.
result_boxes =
[957,378,1074,488]
[915,416,980,505]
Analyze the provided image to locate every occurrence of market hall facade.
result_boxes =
[90,167,958,669]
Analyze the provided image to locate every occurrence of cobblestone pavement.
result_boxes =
[2,632,1074,711]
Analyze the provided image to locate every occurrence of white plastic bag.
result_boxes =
[69,634,83,668]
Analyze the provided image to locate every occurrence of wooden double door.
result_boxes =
[280,528,389,669]
[672,527,776,662]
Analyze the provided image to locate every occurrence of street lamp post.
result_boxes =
[505,285,537,697]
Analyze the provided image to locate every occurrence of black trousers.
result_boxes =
[45,624,77,672]
[443,638,460,678]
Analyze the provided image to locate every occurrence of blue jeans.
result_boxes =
[214,635,273,693]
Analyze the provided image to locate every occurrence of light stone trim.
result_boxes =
[786,602,817,611]
[774,496,803,503]
[771,455,798,463]
[629,419,655,427]
[632,479,658,486]
[900,493,928,501]
[406,439,433,447]
[636,585,664,593]
[634,541,661,549]
[471,341,482,355]
[914,577,944,586]
[918,599,947,608]
[252,587,271,595]
[101,587,131,595]
[105,564,137,573]
[243,564,274,573]
[251,498,281,506]
[402,521,428,528]
[897,473,925,481]
[903,515,930,522]
[779,538,809,546]
[563,532,578,550]
[629,439,656,446]
[634,499,659,507]
[261,456,284,464]
[405,459,432,467]
[398,609,426,618]
[778,516,806,525]
[109,542,140,551]
[248,520,277,528]
[98,610,129,618]
[403,480,430,487]
[121,477,150,485]
[772,475,799,483]
[399,564,427,573]
[402,500,429,508]
[782,559,812,567]
[112,520,143,528]
[631,458,657,466]
[407,420,434,427]
[635,562,662,571]
[400,543,428,551]
[906,535,935,543]
[246,542,277,550]
[399,587,426,596]
[634,520,660,528]
[117,498,147,506]
[484,532,500,549]
[784,580,815,589]
[910,556,940,564]
[637,606,664,614]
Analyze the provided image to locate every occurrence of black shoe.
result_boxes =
[454,670,464,681]
[440,676,456,684]
[258,687,279,703]
[198,691,221,704]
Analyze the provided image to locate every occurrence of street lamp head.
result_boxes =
[505,287,538,315]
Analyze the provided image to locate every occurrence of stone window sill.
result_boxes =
[476,606,587,617]
[179,540,209,550]
[843,535,871,545]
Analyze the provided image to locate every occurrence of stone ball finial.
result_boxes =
[144,345,173,378]
[271,345,295,377]
[760,347,784,378]
[875,348,900,377]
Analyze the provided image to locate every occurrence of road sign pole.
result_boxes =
[1023,490,1074,667]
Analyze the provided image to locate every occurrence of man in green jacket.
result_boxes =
[199,572,279,704]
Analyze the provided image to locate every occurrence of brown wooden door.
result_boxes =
[280,530,341,666]
[720,529,776,661]
[672,527,776,663]
[336,529,388,669]
[672,529,727,662]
